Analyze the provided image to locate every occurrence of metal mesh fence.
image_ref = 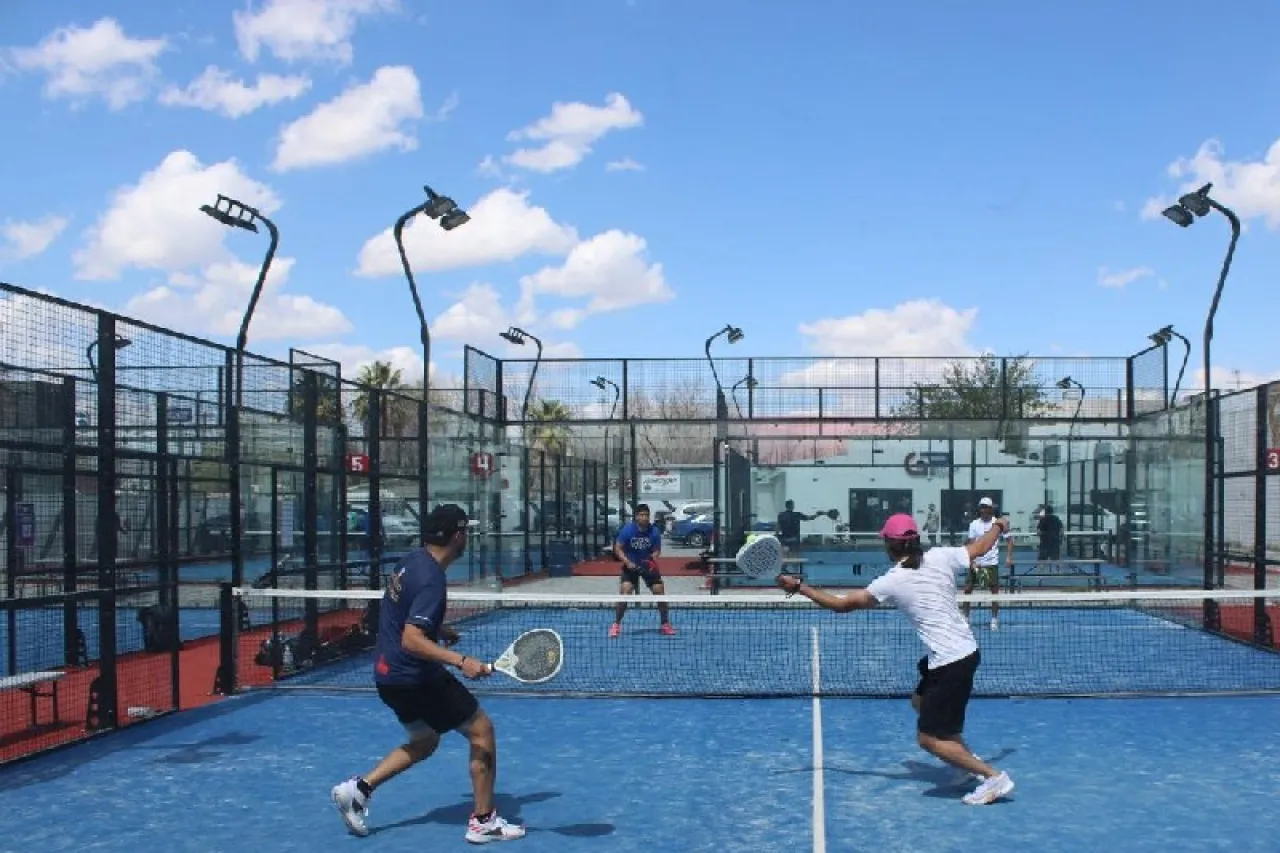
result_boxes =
[487,352,1134,424]
[1129,343,1169,418]
[463,345,501,421]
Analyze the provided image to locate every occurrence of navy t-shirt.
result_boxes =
[374,549,448,685]
[616,521,661,568]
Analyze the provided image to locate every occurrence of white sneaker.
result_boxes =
[331,778,370,837]
[465,811,527,844]
[962,771,1014,805]
[990,617,999,631]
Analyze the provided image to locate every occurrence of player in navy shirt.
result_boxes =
[331,504,525,844]
[609,503,676,637]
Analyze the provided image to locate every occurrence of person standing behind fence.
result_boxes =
[1036,505,1063,562]
[776,500,820,555]
[923,504,940,546]
[962,497,1013,630]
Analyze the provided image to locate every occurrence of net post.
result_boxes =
[214,582,238,696]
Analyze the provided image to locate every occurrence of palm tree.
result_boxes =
[350,361,414,469]
[288,369,341,426]
[527,399,574,456]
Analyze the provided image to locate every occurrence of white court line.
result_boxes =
[811,626,826,853]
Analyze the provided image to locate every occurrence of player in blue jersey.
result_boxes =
[609,503,676,637]
[330,504,526,844]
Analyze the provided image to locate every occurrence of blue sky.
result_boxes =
[3,0,1280,394]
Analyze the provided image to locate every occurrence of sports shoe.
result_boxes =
[331,778,369,836]
[660,623,676,636]
[990,617,999,631]
[962,771,1014,805]
[465,811,526,844]
[608,623,621,638]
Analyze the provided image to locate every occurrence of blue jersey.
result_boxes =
[374,549,448,685]
[617,521,661,567]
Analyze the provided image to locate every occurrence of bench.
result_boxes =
[0,671,65,728]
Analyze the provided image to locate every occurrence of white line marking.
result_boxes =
[811,626,826,853]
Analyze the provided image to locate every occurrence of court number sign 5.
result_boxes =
[1266,448,1280,474]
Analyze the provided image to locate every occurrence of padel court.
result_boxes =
[3,591,1280,852]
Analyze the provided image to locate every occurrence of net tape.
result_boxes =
[229,587,1280,699]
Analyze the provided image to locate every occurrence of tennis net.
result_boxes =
[224,586,1280,699]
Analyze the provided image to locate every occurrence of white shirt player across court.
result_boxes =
[963,497,1014,630]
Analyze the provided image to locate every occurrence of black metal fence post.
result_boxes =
[302,371,319,639]
[1253,384,1270,645]
[61,376,80,667]
[92,314,120,731]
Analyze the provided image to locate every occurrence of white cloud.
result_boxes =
[121,258,351,343]
[74,150,281,280]
[1142,138,1280,229]
[272,65,423,171]
[517,230,673,327]
[1189,366,1280,395]
[234,0,398,65]
[503,93,643,173]
[356,187,579,277]
[159,66,311,118]
[2,216,68,261]
[1097,266,1154,289]
[302,343,430,385]
[6,17,167,110]
[606,157,644,172]
[780,299,981,394]
[428,282,582,359]
[798,299,978,358]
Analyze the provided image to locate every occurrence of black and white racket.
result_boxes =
[485,629,564,684]
[735,534,785,577]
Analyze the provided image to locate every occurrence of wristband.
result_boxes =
[456,655,467,669]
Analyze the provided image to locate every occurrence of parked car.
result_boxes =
[671,512,715,549]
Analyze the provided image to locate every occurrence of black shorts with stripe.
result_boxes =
[914,650,980,738]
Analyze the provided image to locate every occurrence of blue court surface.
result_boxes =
[2,690,1278,853]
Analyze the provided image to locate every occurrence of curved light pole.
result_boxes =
[1149,325,1192,406]
[87,335,132,383]
[199,194,278,592]
[1160,182,1242,591]
[199,195,279,382]
[1056,376,1085,536]
[500,327,543,423]
[591,376,623,519]
[391,185,471,519]
[704,324,744,420]
[730,375,757,420]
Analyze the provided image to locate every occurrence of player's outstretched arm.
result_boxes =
[776,574,875,613]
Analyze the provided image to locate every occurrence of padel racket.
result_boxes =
[735,534,785,577]
[485,629,564,684]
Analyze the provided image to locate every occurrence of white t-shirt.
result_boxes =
[866,546,978,669]
[967,517,1009,567]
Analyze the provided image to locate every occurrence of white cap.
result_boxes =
[978,497,994,507]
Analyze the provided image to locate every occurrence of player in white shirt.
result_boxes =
[964,497,1014,630]
[776,512,1016,806]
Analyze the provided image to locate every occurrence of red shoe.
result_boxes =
[660,623,676,636]
[609,623,621,638]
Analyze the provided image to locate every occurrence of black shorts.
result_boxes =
[914,650,980,738]
[1038,540,1061,561]
[620,566,663,589]
[376,674,479,737]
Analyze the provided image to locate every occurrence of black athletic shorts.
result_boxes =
[620,565,663,590]
[376,673,479,737]
[914,650,980,738]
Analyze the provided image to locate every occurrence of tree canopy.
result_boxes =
[897,354,1050,421]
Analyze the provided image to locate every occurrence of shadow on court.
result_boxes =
[771,747,1018,800]
[369,790,616,839]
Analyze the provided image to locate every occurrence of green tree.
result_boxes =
[898,354,1049,420]
[527,398,574,456]
[288,369,341,426]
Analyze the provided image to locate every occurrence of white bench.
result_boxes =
[0,671,65,728]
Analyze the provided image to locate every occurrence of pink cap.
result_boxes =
[880,513,919,540]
